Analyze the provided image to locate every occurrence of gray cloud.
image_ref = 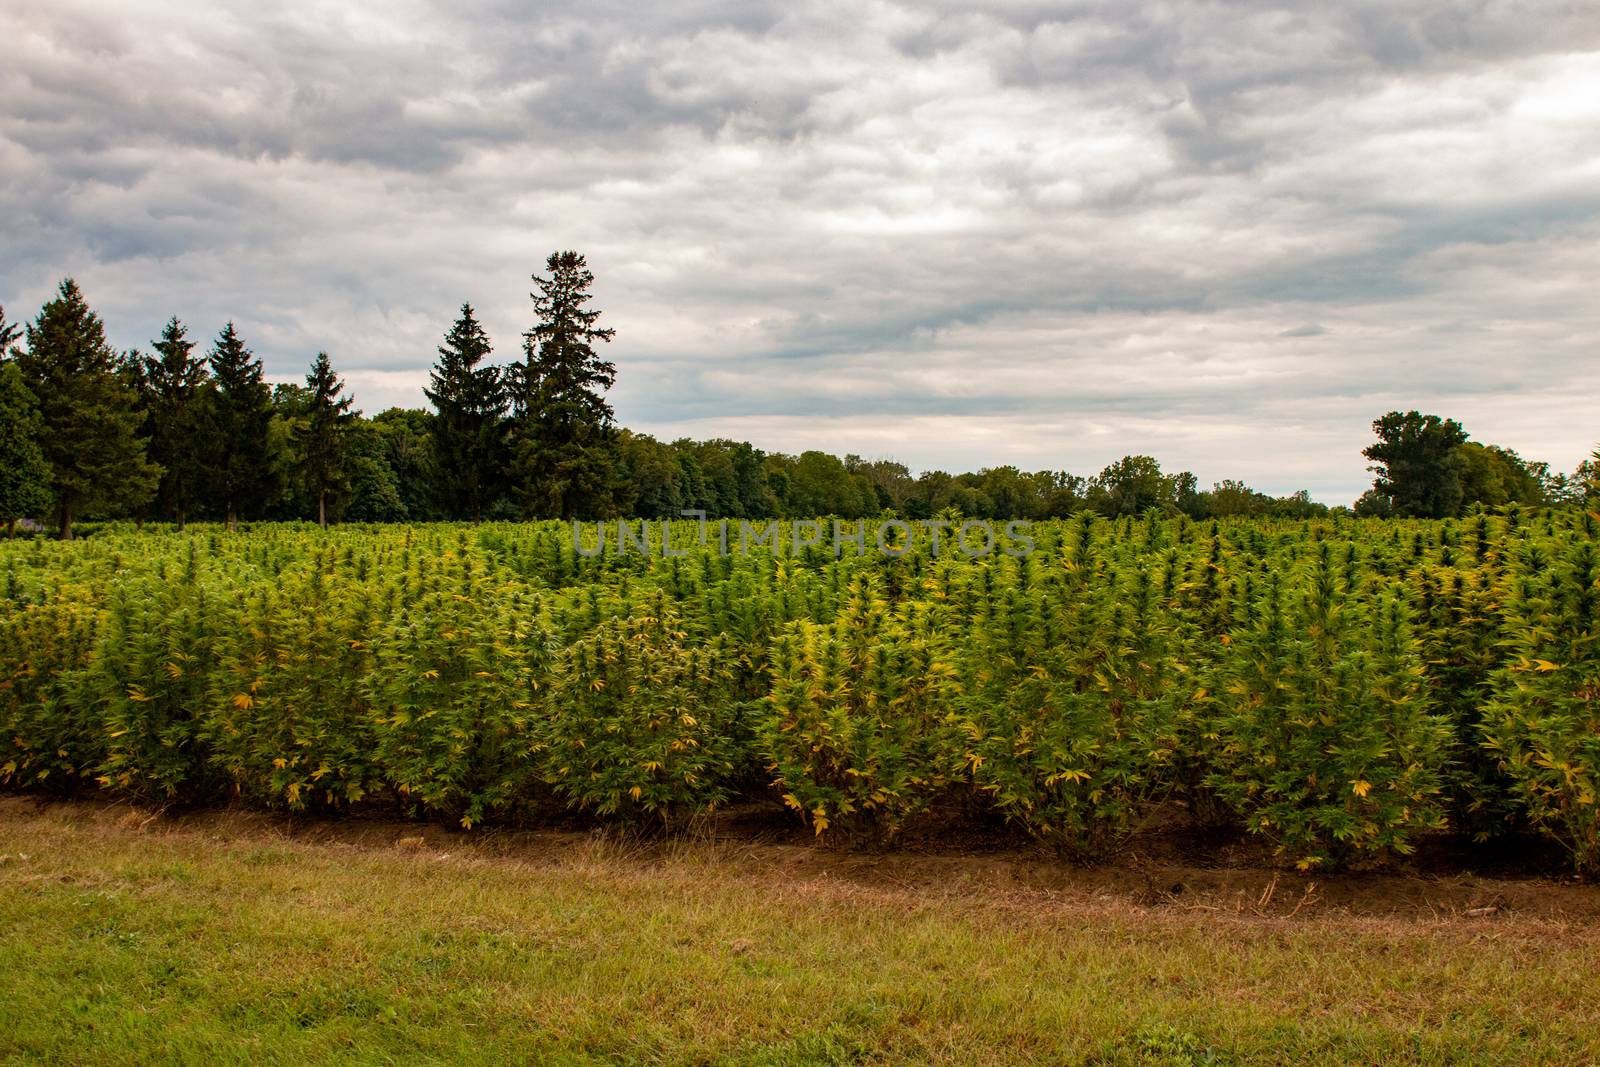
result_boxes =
[3,0,1598,503]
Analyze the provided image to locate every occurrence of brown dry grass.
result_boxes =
[4,797,1599,1064]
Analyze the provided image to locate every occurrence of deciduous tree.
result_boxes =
[1362,411,1466,518]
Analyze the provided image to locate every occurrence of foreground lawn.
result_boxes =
[2,802,1597,1065]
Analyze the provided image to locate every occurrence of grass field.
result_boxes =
[2,799,1598,1065]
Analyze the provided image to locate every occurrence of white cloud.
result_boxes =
[2,0,1598,504]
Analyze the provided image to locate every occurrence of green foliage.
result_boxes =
[15,279,160,538]
[83,552,222,804]
[343,422,409,522]
[0,584,105,790]
[507,251,617,519]
[369,407,438,520]
[366,566,543,827]
[761,578,959,841]
[425,305,506,521]
[1458,441,1544,509]
[204,555,380,811]
[293,352,355,527]
[1208,548,1450,867]
[1087,455,1174,517]
[138,318,211,527]
[963,555,1185,856]
[1363,411,1468,518]
[1483,529,1600,874]
[204,322,278,526]
[0,362,52,529]
[0,511,1595,878]
[541,590,742,822]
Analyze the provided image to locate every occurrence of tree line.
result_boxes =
[1,253,1596,537]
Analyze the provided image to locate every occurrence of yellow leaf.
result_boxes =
[232,693,254,710]
[1532,660,1560,672]
[1352,780,1372,798]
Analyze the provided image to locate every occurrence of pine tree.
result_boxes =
[15,279,160,539]
[206,322,277,530]
[508,251,617,519]
[140,318,211,529]
[0,303,46,534]
[424,304,506,521]
[294,351,355,527]
[0,361,52,535]
[0,304,19,357]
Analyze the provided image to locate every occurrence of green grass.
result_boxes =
[2,803,1597,1065]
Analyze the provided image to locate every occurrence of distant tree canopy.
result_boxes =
[1358,411,1580,518]
[0,360,52,534]
[1362,411,1468,519]
[1,274,1593,537]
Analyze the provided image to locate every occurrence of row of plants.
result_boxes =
[1,511,1596,872]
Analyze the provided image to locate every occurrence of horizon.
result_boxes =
[4,2,1598,505]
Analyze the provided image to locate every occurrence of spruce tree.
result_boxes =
[424,304,506,521]
[508,251,617,519]
[294,351,355,527]
[0,361,51,535]
[140,318,211,529]
[206,322,276,530]
[0,304,19,357]
[15,279,160,539]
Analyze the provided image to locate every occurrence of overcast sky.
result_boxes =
[3,1,1597,503]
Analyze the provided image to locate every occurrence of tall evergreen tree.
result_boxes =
[140,318,211,529]
[0,304,19,357]
[15,279,160,539]
[0,361,52,535]
[294,351,355,528]
[508,251,617,519]
[206,322,276,530]
[1362,411,1467,518]
[424,304,506,521]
